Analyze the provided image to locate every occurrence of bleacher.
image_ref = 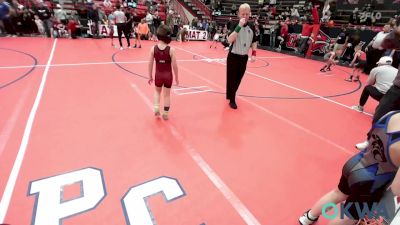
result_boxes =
[213,0,308,27]
[211,0,396,29]
[53,0,167,22]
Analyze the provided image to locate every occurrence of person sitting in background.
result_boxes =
[103,0,112,8]
[136,18,149,47]
[34,14,44,35]
[67,16,79,39]
[276,21,288,52]
[52,19,67,38]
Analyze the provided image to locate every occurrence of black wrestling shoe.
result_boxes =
[229,101,237,109]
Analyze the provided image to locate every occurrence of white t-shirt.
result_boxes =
[367,65,398,94]
[145,13,153,24]
[54,9,67,20]
[372,31,389,50]
[113,10,126,23]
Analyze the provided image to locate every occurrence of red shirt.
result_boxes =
[312,6,319,24]
[358,51,367,61]
[68,20,78,32]
[281,24,288,37]
[301,23,313,37]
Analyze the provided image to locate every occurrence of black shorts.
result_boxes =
[356,60,366,69]
[338,175,384,220]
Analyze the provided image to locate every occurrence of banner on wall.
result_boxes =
[87,22,119,37]
[183,25,208,41]
[336,0,399,10]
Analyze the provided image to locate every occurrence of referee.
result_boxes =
[226,3,257,109]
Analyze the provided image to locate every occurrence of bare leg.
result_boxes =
[162,87,171,120]
[354,69,360,81]
[154,87,161,116]
[309,188,348,219]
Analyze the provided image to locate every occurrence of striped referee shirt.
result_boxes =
[229,22,257,56]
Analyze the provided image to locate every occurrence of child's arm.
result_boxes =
[170,47,179,85]
[148,46,155,84]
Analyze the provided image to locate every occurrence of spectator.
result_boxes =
[34,1,52,37]
[202,19,208,31]
[34,14,44,35]
[217,0,222,11]
[269,21,279,48]
[276,21,288,52]
[153,11,161,32]
[145,11,155,39]
[351,56,397,112]
[52,18,67,38]
[365,24,391,73]
[54,4,68,25]
[0,0,10,34]
[125,7,133,41]
[103,0,112,8]
[67,16,79,38]
[113,4,129,49]
[297,18,314,55]
[167,10,174,29]
[349,8,359,24]
[226,17,232,30]
[341,26,361,64]
[137,18,149,42]
[21,7,35,35]
[333,25,348,52]
[87,4,100,37]
[197,19,202,30]
[291,8,299,20]
[258,0,264,9]
[231,3,236,15]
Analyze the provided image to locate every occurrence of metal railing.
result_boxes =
[190,0,211,18]
[170,0,189,25]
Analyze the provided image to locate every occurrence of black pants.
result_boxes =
[365,48,385,74]
[226,52,248,102]
[372,85,400,124]
[221,41,229,48]
[359,85,384,107]
[298,37,309,54]
[116,23,130,47]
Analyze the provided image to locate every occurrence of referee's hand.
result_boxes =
[239,18,246,27]
[250,56,256,62]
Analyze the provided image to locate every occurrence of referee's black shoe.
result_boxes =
[229,101,237,109]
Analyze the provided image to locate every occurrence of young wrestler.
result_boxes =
[148,25,179,120]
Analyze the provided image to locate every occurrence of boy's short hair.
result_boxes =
[157,25,172,44]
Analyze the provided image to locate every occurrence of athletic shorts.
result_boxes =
[356,60,366,69]
[338,174,385,220]
[155,73,173,88]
